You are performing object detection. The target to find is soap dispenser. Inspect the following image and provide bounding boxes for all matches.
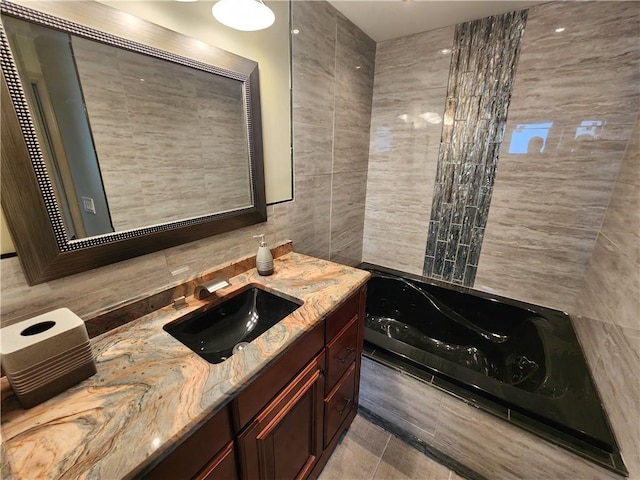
[253,234,274,276]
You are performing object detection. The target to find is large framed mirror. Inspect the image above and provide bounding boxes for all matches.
[0,1,267,285]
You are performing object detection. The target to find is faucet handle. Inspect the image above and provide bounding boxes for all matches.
[194,278,230,300]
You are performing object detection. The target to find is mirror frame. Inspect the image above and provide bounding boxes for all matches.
[0,1,267,285]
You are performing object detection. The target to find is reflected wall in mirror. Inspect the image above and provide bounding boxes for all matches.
[0,1,267,284]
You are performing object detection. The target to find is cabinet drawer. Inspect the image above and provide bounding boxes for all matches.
[143,405,233,480]
[325,316,358,392]
[324,363,356,448]
[325,291,359,342]
[195,442,238,480]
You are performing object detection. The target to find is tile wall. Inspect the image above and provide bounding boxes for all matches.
[422,11,527,285]
[0,1,375,328]
[572,119,639,479]
[363,1,638,317]
[362,26,453,275]
[74,37,252,231]
[574,119,639,330]
[284,0,375,266]
[475,1,639,312]
[359,357,623,479]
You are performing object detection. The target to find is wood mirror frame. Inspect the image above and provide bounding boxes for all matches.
[0,1,267,285]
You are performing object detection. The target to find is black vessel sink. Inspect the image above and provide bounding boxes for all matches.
[164,288,302,364]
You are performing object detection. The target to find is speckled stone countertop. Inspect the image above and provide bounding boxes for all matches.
[0,252,370,480]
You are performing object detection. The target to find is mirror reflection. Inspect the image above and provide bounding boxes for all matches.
[3,15,253,240]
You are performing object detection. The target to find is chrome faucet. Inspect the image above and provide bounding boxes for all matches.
[194,278,230,300]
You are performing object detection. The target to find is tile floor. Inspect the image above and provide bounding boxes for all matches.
[318,414,464,480]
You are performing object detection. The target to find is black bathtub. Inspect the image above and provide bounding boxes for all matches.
[360,263,626,476]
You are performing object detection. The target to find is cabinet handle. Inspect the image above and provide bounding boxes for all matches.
[338,346,355,364]
[337,397,352,416]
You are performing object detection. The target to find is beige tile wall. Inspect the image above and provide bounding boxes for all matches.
[362,27,453,275]
[0,1,375,328]
[571,119,640,479]
[475,1,640,313]
[360,357,623,479]
[574,119,640,330]
[281,1,375,267]
[73,37,251,231]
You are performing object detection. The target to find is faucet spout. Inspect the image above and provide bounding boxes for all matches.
[194,278,230,300]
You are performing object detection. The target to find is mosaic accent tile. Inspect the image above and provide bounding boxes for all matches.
[423,11,528,285]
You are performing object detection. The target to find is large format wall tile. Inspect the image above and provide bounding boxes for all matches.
[362,27,453,274]
[360,357,621,479]
[334,13,375,134]
[476,1,639,311]
[282,0,374,265]
[293,122,334,177]
[330,172,367,254]
[291,0,336,129]
[0,250,172,326]
[569,45,639,333]
[572,316,640,480]
[582,234,640,328]
[373,27,452,96]
[333,128,370,174]
[431,393,620,479]
[599,121,640,265]
[360,358,442,437]
[74,37,251,231]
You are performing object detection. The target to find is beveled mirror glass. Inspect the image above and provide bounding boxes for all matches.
[0,1,267,284]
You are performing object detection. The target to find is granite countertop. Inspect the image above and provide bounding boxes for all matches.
[0,252,370,480]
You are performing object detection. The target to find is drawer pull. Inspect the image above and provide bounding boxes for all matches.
[336,397,352,416]
[338,347,355,364]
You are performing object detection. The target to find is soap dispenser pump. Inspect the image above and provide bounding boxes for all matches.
[253,234,274,276]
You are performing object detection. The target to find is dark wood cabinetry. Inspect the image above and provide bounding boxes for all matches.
[142,405,237,480]
[195,443,238,480]
[142,285,366,480]
[238,352,325,480]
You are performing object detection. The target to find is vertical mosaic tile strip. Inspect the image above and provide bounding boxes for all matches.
[423,10,528,286]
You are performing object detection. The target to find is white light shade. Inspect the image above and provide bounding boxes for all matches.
[212,0,275,31]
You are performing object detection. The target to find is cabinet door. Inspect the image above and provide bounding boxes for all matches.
[238,354,324,480]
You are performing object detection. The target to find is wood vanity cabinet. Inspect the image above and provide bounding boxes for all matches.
[235,285,366,480]
[142,404,238,480]
[237,351,325,480]
[142,285,366,480]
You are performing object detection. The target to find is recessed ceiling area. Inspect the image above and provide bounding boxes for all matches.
[326,1,545,42]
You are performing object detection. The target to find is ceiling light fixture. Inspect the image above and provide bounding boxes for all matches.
[212,0,275,31]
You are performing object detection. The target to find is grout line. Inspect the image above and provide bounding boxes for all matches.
[327,18,338,262]
[370,434,392,480]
